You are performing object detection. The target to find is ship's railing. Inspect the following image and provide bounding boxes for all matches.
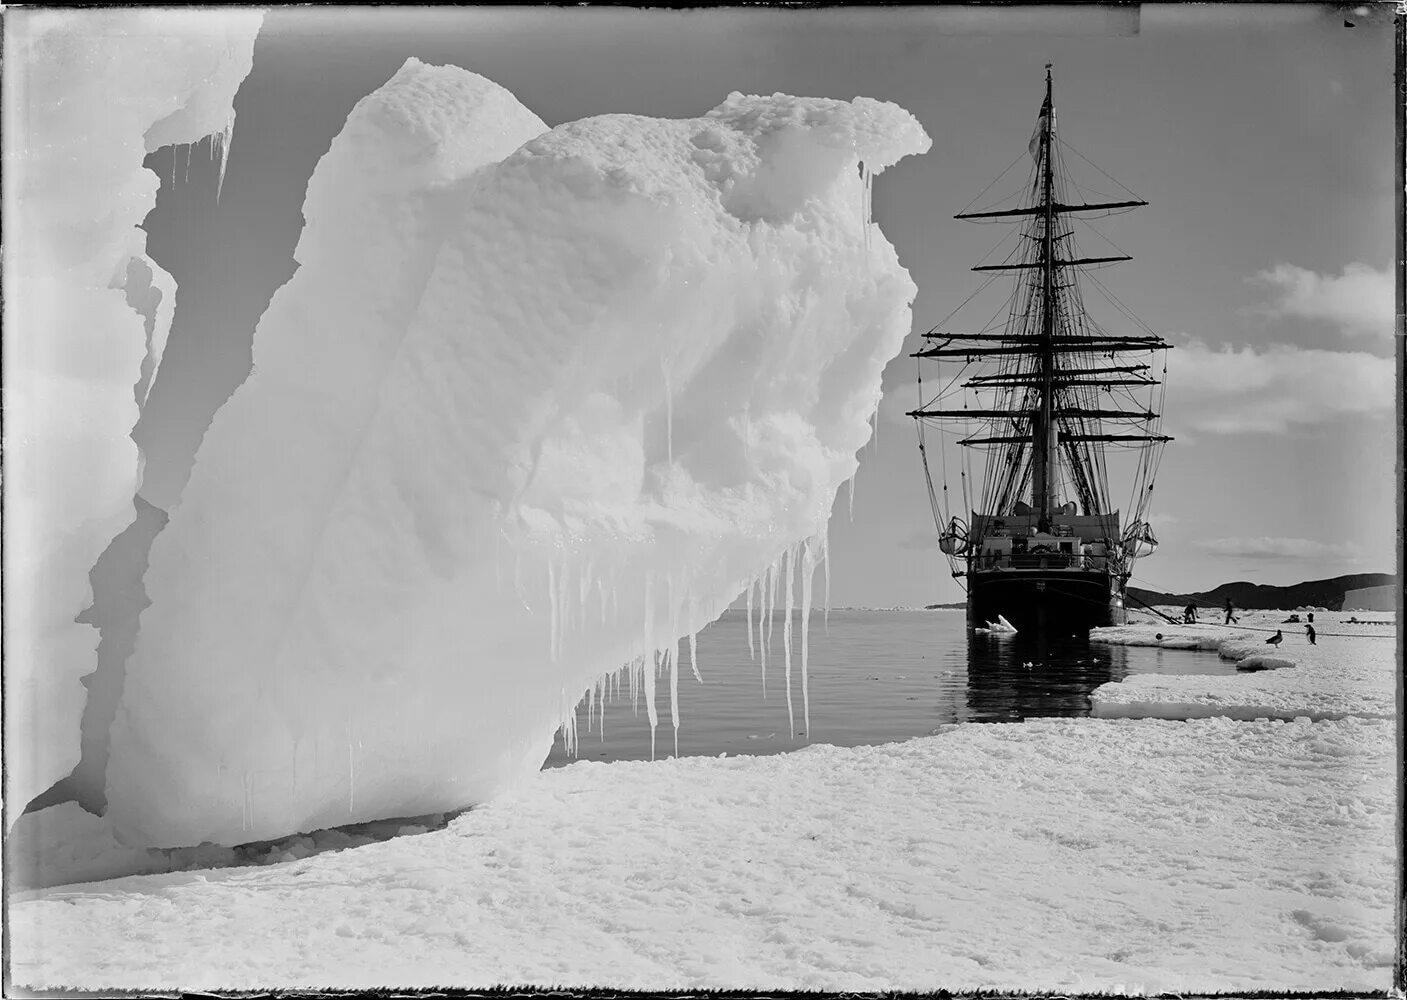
[974,553,1105,571]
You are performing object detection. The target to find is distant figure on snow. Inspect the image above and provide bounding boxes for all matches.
[1305,624,1316,645]
[1282,614,1300,623]
[1183,603,1198,624]
[1307,612,1315,624]
[1265,630,1283,647]
[1224,597,1238,625]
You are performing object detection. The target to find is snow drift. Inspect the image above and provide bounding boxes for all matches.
[105,59,931,846]
[2,9,263,816]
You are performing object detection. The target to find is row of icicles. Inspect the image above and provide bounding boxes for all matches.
[166,114,235,201]
[554,525,833,763]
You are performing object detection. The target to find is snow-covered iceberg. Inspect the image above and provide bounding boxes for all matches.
[2,8,263,816]
[104,59,930,846]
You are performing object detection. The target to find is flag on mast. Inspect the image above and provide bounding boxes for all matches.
[1028,91,1054,161]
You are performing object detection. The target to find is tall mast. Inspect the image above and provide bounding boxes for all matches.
[908,67,1173,537]
[1033,65,1057,520]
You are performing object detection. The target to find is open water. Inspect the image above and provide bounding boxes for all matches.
[543,608,1233,767]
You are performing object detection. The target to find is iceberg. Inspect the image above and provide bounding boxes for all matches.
[2,9,262,816]
[102,58,929,847]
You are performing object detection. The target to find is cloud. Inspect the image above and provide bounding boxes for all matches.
[1249,262,1393,338]
[1164,338,1394,435]
[1191,536,1365,562]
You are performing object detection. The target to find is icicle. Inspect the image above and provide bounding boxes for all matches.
[759,566,770,695]
[800,537,815,738]
[215,115,233,202]
[746,578,756,662]
[688,629,702,683]
[771,559,782,661]
[645,650,660,761]
[847,476,856,522]
[668,646,679,759]
[782,544,796,739]
[822,524,832,633]
[559,693,578,758]
[183,143,191,185]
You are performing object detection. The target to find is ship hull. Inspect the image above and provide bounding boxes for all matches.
[966,568,1126,634]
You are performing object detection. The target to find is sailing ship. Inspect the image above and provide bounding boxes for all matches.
[910,68,1172,633]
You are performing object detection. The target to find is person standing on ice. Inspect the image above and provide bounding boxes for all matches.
[1183,603,1198,624]
[1223,597,1238,625]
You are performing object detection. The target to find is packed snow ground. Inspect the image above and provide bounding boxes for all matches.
[8,614,1396,993]
[1091,609,1396,721]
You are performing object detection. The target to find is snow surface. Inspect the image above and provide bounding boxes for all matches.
[8,714,1394,992]
[104,60,931,847]
[1091,610,1396,721]
[1,8,262,816]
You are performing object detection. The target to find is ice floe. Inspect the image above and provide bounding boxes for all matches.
[1090,610,1395,721]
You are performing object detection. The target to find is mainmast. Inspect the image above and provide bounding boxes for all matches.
[909,66,1173,525]
[1033,65,1057,520]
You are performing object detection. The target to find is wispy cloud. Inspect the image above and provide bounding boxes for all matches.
[1191,536,1364,562]
[1164,337,1394,435]
[1249,262,1393,338]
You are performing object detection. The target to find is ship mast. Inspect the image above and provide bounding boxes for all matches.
[1034,65,1057,520]
[909,67,1173,528]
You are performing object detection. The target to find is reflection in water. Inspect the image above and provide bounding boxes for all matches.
[544,610,1233,768]
[964,631,1129,722]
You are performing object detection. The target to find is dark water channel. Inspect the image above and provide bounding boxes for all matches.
[543,608,1234,767]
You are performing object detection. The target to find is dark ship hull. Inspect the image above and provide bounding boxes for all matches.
[966,569,1125,633]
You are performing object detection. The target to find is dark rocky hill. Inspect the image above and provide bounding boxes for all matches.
[1127,573,1395,613]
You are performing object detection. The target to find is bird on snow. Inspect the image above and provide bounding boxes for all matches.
[1265,630,1284,647]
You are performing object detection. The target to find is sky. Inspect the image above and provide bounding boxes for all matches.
[130,4,1398,609]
